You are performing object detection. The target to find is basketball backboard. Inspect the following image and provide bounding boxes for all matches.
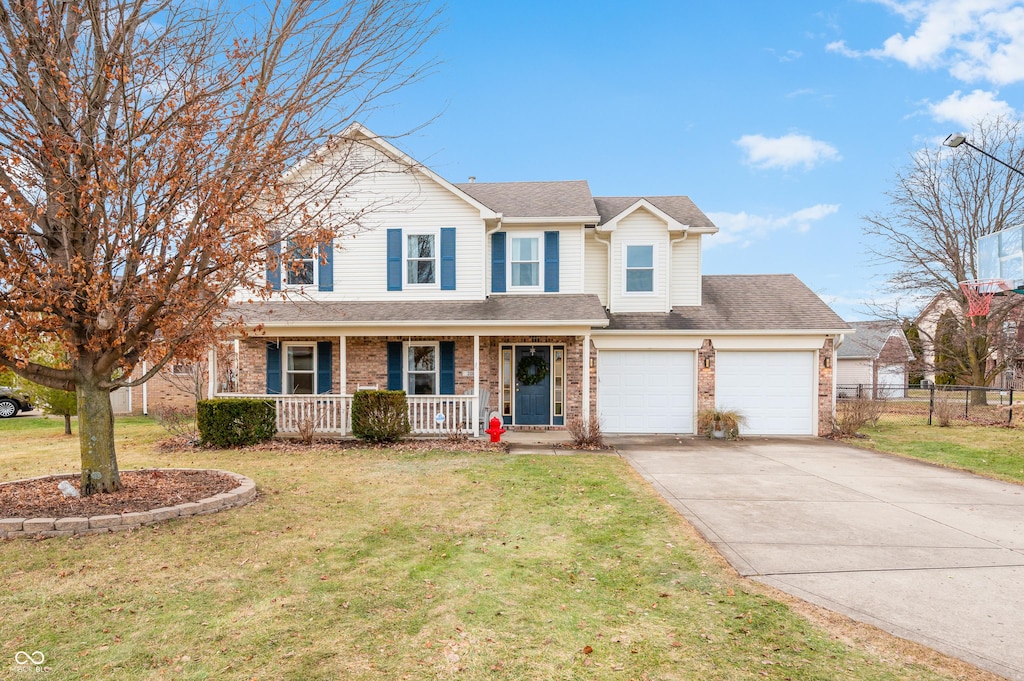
[977,224,1024,290]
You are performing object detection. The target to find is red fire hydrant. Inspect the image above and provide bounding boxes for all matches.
[485,416,506,443]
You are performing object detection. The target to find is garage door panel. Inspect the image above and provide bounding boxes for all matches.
[716,351,814,435]
[599,351,694,433]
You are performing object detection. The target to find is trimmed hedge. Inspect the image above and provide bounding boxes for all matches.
[197,398,277,447]
[351,390,410,442]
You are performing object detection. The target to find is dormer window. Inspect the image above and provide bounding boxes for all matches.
[406,232,437,285]
[625,244,654,293]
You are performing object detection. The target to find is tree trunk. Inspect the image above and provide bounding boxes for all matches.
[63,414,72,435]
[77,378,121,495]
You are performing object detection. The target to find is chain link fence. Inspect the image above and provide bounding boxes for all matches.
[836,383,1017,428]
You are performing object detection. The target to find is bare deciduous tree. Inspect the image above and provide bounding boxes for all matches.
[864,117,1024,400]
[0,0,439,494]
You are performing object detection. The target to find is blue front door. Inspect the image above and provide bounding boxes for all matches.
[514,346,551,425]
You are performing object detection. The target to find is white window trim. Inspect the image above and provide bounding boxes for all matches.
[403,229,440,288]
[404,341,439,395]
[507,231,544,291]
[622,242,657,296]
[283,342,317,395]
[284,237,318,289]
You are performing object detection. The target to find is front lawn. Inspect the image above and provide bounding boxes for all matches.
[0,416,983,680]
[858,420,1024,484]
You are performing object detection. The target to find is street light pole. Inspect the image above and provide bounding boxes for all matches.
[943,133,1024,179]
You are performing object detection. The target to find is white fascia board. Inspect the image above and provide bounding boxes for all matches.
[500,216,602,225]
[592,328,850,337]
[251,320,610,336]
[596,199,684,233]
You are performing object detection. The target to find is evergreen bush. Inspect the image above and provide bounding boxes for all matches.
[351,390,410,442]
[197,398,276,447]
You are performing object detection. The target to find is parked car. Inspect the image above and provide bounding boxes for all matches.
[0,386,33,418]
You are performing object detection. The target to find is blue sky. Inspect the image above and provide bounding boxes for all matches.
[365,0,1024,321]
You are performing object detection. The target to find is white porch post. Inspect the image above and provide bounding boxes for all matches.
[339,335,348,435]
[582,334,591,421]
[473,334,480,436]
[141,361,148,415]
[207,347,216,399]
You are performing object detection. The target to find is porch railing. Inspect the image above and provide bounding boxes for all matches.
[214,393,478,436]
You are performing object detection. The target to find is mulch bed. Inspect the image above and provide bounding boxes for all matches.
[0,470,239,519]
[157,435,510,454]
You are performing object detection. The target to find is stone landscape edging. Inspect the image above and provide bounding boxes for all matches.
[0,468,256,539]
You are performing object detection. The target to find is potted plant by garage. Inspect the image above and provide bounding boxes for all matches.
[697,408,746,440]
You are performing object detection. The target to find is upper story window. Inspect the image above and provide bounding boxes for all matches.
[285,344,315,394]
[285,239,316,287]
[407,343,437,394]
[510,236,541,288]
[406,233,436,285]
[625,244,655,293]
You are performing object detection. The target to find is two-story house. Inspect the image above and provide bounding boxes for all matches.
[129,124,851,437]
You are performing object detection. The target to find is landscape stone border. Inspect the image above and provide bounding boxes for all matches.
[0,469,256,539]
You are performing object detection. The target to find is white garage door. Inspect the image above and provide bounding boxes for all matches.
[715,351,815,435]
[598,351,694,433]
[877,364,906,399]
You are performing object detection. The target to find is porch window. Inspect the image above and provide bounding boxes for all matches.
[510,236,540,288]
[553,348,564,418]
[285,239,316,287]
[286,344,315,394]
[407,343,438,394]
[406,233,436,285]
[501,347,513,417]
[625,244,654,293]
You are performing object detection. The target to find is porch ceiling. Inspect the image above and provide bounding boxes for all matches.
[231,294,609,329]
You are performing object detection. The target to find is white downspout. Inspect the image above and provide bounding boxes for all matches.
[594,229,612,310]
[667,230,689,313]
[142,360,148,415]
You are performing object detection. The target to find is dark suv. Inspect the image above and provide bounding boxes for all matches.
[0,386,33,418]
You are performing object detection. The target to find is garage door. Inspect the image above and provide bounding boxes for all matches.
[598,351,694,433]
[877,364,906,399]
[715,351,815,435]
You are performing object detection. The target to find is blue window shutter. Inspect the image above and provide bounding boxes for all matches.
[266,342,282,394]
[440,341,455,395]
[386,228,402,291]
[544,231,559,292]
[266,240,281,291]
[440,227,456,290]
[491,232,506,293]
[316,341,332,394]
[318,240,334,292]
[387,341,403,390]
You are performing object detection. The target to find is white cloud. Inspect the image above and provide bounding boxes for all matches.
[705,204,840,248]
[927,88,1017,126]
[735,133,841,170]
[831,1,1024,85]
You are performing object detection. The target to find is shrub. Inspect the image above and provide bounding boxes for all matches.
[566,415,604,448]
[697,408,746,439]
[351,390,410,443]
[197,398,276,447]
[832,397,886,438]
[933,390,958,427]
[154,404,200,445]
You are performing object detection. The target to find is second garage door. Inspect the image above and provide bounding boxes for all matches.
[598,351,694,433]
[715,351,815,435]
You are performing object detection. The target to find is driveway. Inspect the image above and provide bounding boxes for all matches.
[614,436,1024,681]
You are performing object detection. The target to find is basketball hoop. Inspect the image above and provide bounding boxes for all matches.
[959,279,1012,325]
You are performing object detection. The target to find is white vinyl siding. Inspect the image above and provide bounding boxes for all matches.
[608,209,669,312]
[671,235,701,306]
[583,230,608,306]
[836,358,872,386]
[715,351,815,435]
[488,224,585,294]
[598,350,694,433]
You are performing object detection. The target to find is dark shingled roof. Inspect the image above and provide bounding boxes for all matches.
[454,180,599,219]
[231,294,609,327]
[594,196,718,231]
[605,275,851,331]
[837,321,912,359]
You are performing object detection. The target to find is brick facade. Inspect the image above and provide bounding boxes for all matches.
[697,339,715,414]
[818,337,835,436]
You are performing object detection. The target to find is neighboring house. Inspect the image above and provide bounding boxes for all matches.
[126,124,851,436]
[836,321,914,398]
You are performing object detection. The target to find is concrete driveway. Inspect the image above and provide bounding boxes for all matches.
[615,436,1024,681]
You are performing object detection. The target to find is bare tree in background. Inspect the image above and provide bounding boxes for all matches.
[864,117,1024,401]
[0,0,440,494]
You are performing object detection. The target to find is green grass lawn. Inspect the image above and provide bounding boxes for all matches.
[858,419,1024,484]
[0,416,986,680]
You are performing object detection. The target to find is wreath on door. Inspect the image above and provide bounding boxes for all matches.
[516,354,549,385]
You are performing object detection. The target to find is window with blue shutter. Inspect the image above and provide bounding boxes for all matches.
[440,228,456,290]
[544,231,559,292]
[440,341,455,394]
[266,342,282,394]
[266,240,282,291]
[318,241,334,292]
[316,341,332,393]
[386,229,402,291]
[387,341,403,390]
[491,232,506,293]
